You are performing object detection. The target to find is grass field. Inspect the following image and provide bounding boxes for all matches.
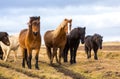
[0,42,120,79]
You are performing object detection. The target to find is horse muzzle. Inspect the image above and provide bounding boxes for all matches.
[33,32,38,36]
[81,40,85,44]
[4,42,10,46]
[6,42,10,46]
[100,46,102,49]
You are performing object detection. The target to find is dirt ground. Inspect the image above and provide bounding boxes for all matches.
[0,42,120,79]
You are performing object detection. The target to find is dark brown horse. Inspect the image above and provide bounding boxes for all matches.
[63,27,86,64]
[19,16,41,69]
[85,34,103,60]
[44,18,72,65]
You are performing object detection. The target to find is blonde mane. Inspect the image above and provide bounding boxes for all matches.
[44,18,72,65]
[53,19,68,38]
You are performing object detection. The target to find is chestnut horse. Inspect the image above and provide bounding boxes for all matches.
[44,18,72,65]
[19,16,41,69]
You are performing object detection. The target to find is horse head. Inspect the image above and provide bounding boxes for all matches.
[78,27,86,44]
[92,34,103,49]
[28,16,40,36]
[62,18,72,34]
[0,32,10,46]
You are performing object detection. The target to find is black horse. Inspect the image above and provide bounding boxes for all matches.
[85,34,103,60]
[63,27,86,64]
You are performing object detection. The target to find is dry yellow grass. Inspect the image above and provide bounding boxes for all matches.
[0,42,120,79]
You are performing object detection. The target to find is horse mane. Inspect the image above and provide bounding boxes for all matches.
[53,19,72,38]
[93,33,103,39]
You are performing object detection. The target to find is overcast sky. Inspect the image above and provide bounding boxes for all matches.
[0,0,120,42]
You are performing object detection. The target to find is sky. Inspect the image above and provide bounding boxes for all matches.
[0,0,120,42]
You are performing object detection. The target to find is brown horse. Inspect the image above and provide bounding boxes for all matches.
[19,16,41,69]
[44,18,72,65]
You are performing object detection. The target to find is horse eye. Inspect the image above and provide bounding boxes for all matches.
[3,36,6,39]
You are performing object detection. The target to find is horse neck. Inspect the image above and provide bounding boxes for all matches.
[54,29,66,40]
[53,22,65,38]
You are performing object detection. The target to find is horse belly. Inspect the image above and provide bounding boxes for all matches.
[57,39,66,48]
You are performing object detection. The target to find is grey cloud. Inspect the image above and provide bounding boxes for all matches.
[0,0,120,9]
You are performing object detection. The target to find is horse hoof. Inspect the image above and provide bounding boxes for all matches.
[74,61,76,63]
[94,58,98,60]
[59,62,61,65]
[70,61,73,64]
[64,60,68,62]
[36,67,39,70]
[28,66,32,69]
[22,64,25,68]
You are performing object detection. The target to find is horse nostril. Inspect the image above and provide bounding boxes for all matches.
[100,47,102,49]
[33,32,38,36]
[7,42,10,46]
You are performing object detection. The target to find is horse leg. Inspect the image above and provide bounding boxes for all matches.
[73,43,79,63]
[55,48,58,63]
[4,49,10,62]
[59,47,64,65]
[63,46,69,62]
[73,48,77,63]
[21,48,26,68]
[88,49,91,59]
[46,47,52,64]
[27,49,32,69]
[35,49,40,70]
[85,46,89,59]
[51,48,57,64]
[70,47,74,64]
[2,49,6,60]
[0,46,3,60]
[93,48,98,60]
[13,50,17,62]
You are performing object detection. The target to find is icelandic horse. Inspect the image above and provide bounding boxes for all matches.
[19,16,41,69]
[44,18,72,65]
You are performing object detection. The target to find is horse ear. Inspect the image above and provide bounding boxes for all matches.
[29,17,33,23]
[70,19,72,22]
[5,32,8,36]
[30,17,33,20]
[101,36,103,38]
[64,18,67,21]
[38,16,40,21]
[27,22,31,26]
[84,27,86,30]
